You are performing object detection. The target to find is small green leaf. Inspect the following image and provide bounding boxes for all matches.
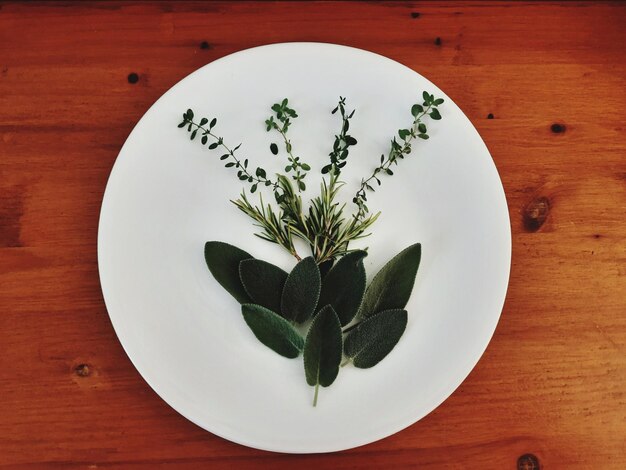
[418,123,427,133]
[225,162,235,168]
[177,121,186,128]
[199,118,208,126]
[317,250,367,326]
[281,257,320,323]
[201,135,208,145]
[359,243,421,318]
[242,304,304,358]
[298,181,306,191]
[345,136,357,146]
[204,241,252,303]
[418,133,429,140]
[256,167,266,178]
[209,142,219,150]
[270,143,279,155]
[411,104,423,117]
[422,91,430,103]
[398,129,410,140]
[303,305,343,406]
[433,98,444,105]
[239,259,288,314]
[220,154,229,160]
[429,108,442,120]
[187,109,194,119]
[209,117,217,129]
[250,183,257,193]
[344,309,407,368]
[301,163,311,171]
[190,130,197,140]
[386,168,394,175]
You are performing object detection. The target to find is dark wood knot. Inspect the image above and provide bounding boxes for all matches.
[434,37,442,46]
[410,12,420,19]
[75,363,91,377]
[487,113,494,119]
[551,123,565,133]
[523,196,550,232]
[127,72,139,84]
[199,41,211,50]
[517,453,540,470]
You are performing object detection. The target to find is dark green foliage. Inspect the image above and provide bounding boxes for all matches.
[360,243,421,318]
[281,257,321,324]
[317,250,367,326]
[204,241,253,303]
[303,305,343,406]
[352,92,444,221]
[239,259,288,315]
[344,309,407,368]
[242,304,304,358]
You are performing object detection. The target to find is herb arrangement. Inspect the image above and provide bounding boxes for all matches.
[178,92,443,405]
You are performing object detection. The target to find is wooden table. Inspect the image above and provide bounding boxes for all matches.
[1,1,625,468]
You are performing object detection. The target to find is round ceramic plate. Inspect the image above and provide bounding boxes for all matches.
[98,43,511,453]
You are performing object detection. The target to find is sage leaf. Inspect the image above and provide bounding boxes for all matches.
[239,259,288,315]
[241,304,304,358]
[204,241,253,303]
[359,243,421,318]
[303,305,343,406]
[318,259,334,279]
[281,257,320,324]
[344,309,407,368]
[318,250,367,326]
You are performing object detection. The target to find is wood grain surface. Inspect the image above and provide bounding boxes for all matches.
[1,1,625,468]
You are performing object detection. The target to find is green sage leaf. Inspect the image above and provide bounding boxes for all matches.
[359,243,421,318]
[303,305,343,405]
[281,257,320,324]
[242,304,304,358]
[344,309,407,368]
[239,259,288,314]
[204,241,253,303]
[318,250,367,326]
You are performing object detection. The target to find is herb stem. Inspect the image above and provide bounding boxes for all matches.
[313,382,319,407]
[188,120,279,191]
[353,104,434,221]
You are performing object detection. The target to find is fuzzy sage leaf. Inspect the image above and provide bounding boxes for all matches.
[359,243,421,318]
[303,305,343,406]
[204,241,252,303]
[281,257,321,323]
[239,259,288,315]
[317,250,367,326]
[242,304,304,358]
[344,308,407,368]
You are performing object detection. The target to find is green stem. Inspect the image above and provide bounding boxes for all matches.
[188,120,279,191]
[313,382,319,407]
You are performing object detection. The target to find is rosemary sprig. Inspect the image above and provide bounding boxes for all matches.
[231,190,301,260]
[353,92,444,220]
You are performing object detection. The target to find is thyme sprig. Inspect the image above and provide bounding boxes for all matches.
[322,97,357,176]
[178,109,278,196]
[265,99,311,191]
[353,91,444,220]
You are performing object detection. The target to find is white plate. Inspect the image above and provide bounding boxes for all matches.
[98,43,511,453]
